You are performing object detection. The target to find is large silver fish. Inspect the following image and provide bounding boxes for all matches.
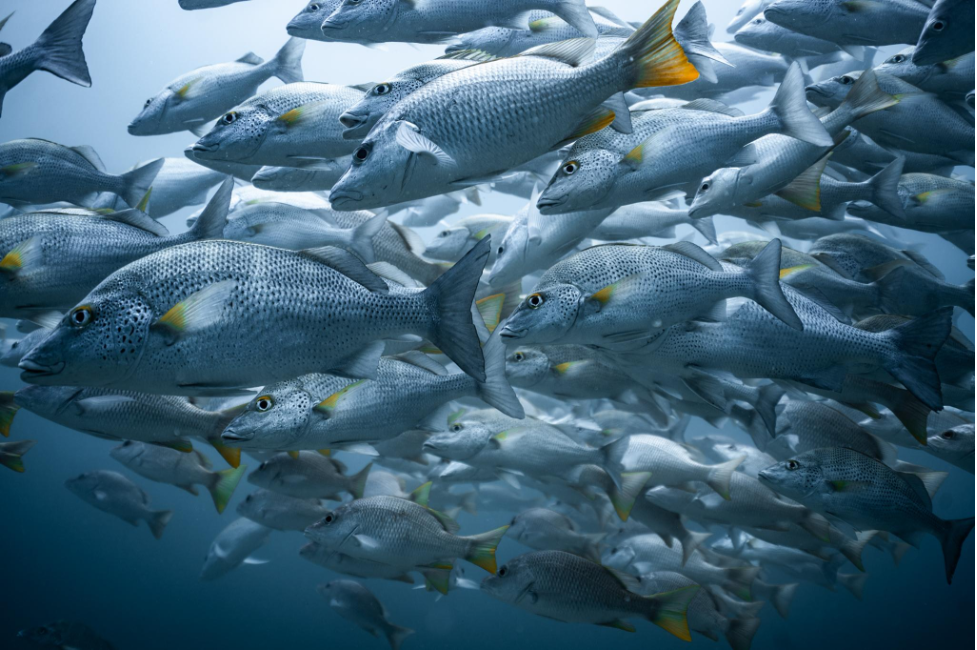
[19,236,493,394]
[0,0,94,118]
[763,0,929,47]
[913,0,974,65]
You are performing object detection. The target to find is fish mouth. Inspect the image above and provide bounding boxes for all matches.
[757,469,773,484]
[221,428,253,443]
[192,141,220,154]
[536,194,568,211]
[18,359,64,380]
[320,18,349,32]
[422,441,439,452]
[339,111,368,130]
[328,189,363,207]
[499,323,527,339]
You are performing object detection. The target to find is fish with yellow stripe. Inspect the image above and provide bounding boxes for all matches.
[129,37,304,137]
[328,0,700,210]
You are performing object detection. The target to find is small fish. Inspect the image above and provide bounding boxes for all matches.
[763,0,929,47]
[590,200,718,245]
[650,42,788,102]
[120,158,227,219]
[236,488,329,531]
[317,580,415,650]
[0,177,230,320]
[17,620,114,650]
[481,549,697,639]
[913,0,974,66]
[848,173,975,240]
[247,452,372,500]
[727,0,776,33]
[0,438,34,472]
[287,1,342,41]
[875,48,974,100]
[0,139,162,209]
[424,213,512,263]
[64,470,173,539]
[305,495,508,573]
[509,507,606,561]
[759,447,975,583]
[110,441,246,513]
[927,424,975,474]
[734,12,851,60]
[301,541,418,584]
[0,0,94,118]
[0,327,48,368]
[20,235,493,395]
[192,82,364,167]
[129,38,304,136]
[200,517,272,581]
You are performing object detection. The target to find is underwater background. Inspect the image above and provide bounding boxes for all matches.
[0,1,973,649]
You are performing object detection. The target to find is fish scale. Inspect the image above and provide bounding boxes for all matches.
[0,140,128,207]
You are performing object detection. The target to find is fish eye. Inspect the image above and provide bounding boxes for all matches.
[222,111,238,125]
[353,145,370,163]
[839,76,853,85]
[931,20,945,31]
[527,293,544,309]
[752,17,764,24]
[374,83,391,96]
[942,430,954,439]
[144,98,153,108]
[450,423,464,432]
[888,54,906,64]
[497,246,504,255]
[562,160,579,175]
[69,305,94,328]
[323,513,335,524]
[259,462,267,469]
[700,182,710,192]
[498,566,508,577]
[787,459,799,470]
[513,351,525,362]
[439,231,449,237]
[308,2,320,10]
[255,395,274,412]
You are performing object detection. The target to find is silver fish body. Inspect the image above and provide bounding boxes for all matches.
[317,580,414,650]
[763,0,929,47]
[236,488,328,531]
[246,451,371,499]
[200,517,272,581]
[64,469,173,539]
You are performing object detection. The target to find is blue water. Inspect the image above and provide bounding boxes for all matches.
[1,1,974,649]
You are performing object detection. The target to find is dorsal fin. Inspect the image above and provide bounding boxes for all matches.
[436,49,496,63]
[236,52,263,65]
[69,145,106,172]
[366,261,421,288]
[897,472,933,510]
[423,504,461,534]
[100,208,169,237]
[299,247,388,293]
[681,98,742,117]
[518,38,596,67]
[663,241,722,271]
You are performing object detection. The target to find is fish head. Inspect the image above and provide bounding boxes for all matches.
[504,347,553,388]
[13,384,83,417]
[875,47,917,80]
[328,121,421,211]
[481,555,537,604]
[109,440,146,466]
[320,0,397,37]
[804,72,859,108]
[486,219,535,288]
[915,7,954,62]
[727,0,765,33]
[288,0,340,39]
[499,284,584,345]
[763,0,836,31]
[19,289,154,387]
[339,78,421,140]
[423,420,495,460]
[192,103,272,162]
[0,329,45,368]
[17,623,66,645]
[424,224,475,262]
[757,455,822,499]
[128,90,173,136]
[444,27,514,58]
[927,424,975,462]
[603,542,637,568]
[64,471,101,501]
[538,148,619,215]
[221,381,311,449]
[733,14,782,50]
[304,503,352,546]
[688,167,741,219]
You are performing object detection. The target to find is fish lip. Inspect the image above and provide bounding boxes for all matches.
[339,112,368,130]
[192,141,219,154]
[18,359,64,379]
[320,18,348,32]
[221,428,252,442]
[536,194,567,211]
[328,189,362,207]
[421,441,438,451]
[499,324,526,339]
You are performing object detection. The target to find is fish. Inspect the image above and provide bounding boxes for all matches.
[0,0,94,118]
[305,494,509,573]
[481,549,698,639]
[17,620,115,650]
[763,0,930,47]
[19,235,493,395]
[874,48,974,100]
[926,424,975,474]
[913,0,975,66]
[116,158,228,219]
[200,517,272,581]
[109,441,246,513]
[847,174,975,242]
[648,41,788,102]
[327,0,698,210]
[734,12,853,60]
[0,139,163,209]
[301,541,419,584]
[320,0,599,45]
[191,82,365,167]
[222,332,521,451]
[537,62,831,214]
[128,38,305,136]
[236,488,329,531]
[339,50,497,140]
[424,213,512,263]
[64,470,173,539]
[764,399,899,460]
[727,0,776,33]
[591,200,718,244]
[759,447,975,583]
[500,240,802,351]
[250,160,349,192]
[287,1,342,41]
[247,452,372,500]
[0,327,49,368]
[0,177,230,320]
[0,438,34,472]
[317,580,415,650]
[508,507,606,561]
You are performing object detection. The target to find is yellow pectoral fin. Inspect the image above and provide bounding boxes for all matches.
[314,380,367,413]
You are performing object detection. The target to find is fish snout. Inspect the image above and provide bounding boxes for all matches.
[536,192,568,213]
[221,427,253,443]
[18,356,65,381]
[327,188,363,208]
[499,322,528,340]
[339,111,368,130]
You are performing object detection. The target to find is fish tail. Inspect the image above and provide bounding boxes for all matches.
[148,509,174,540]
[752,383,785,439]
[643,585,698,641]
[608,471,651,521]
[940,516,975,584]
[768,62,833,146]
[30,0,95,88]
[680,529,711,566]
[116,158,164,209]
[863,157,906,219]
[742,239,803,331]
[474,330,524,418]
[349,461,372,500]
[418,566,452,595]
[836,68,899,124]
[882,307,953,411]
[725,615,761,650]
[347,213,387,264]
[722,566,760,600]
[705,456,744,501]
[188,177,233,240]
[383,623,415,650]
[208,464,247,514]
[837,571,868,600]
[462,524,509,573]
[271,37,305,84]
[840,531,877,573]
[542,0,598,38]
[613,0,698,89]
[0,439,35,473]
[0,390,21,437]
[421,237,491,382]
